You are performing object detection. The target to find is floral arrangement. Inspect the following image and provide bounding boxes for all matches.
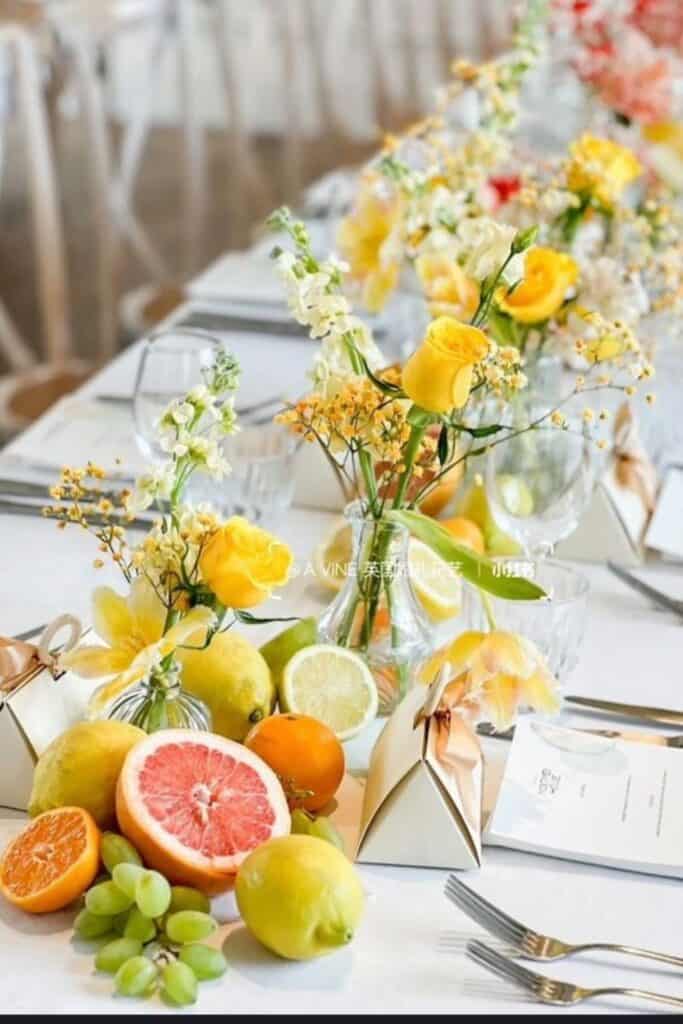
[269,200,651,709]
[43,349,294,725]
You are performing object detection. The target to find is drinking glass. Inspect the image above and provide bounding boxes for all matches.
[187,422,298,528]
[133,328,224,461]
[485,409,599,559]
[462,558,590,685]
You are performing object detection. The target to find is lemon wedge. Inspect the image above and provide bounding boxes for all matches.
[280,644,378,741]
[312,521,352,593]
[407,538,462,621]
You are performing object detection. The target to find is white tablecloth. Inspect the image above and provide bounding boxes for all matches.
[2,301,683,1014]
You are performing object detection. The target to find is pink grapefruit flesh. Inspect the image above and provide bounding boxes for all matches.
[116,729,290,893]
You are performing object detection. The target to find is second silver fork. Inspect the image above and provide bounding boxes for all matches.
[446,875,683,969]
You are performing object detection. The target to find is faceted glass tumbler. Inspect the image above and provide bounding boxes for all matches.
[461,558,590,685]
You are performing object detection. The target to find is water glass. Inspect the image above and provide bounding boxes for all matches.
[133,328,224,461]
[485,415,598,559]
[462,558,589,685]
[188,422,298,527]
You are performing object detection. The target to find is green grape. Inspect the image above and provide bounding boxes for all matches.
[74,908,115,940]
[112,911,131,935]
[169,886,211,915]
[179,943,228,981]
[114,956,157,998]
[101,832,142,873]
[124,907,157,944]
[308,815,345,851]
[161,960,198,1006]
[112,862,146,900]
[165,911,217,945]
[135,870,171,919]
[95,937,143,974]
[290,808,314,835]
[85,880,134,916]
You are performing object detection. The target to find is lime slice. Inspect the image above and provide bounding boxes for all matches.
[312,521,352,593]
[280,645,378,741]
[408,538,462,621]
[260,618,318,688]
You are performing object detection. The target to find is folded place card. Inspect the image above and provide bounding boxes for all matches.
[356,675,483,870]
[644,468,683,562]
[485,719,683,879]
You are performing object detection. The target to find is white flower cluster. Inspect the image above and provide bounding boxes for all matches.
[274,231,385,396]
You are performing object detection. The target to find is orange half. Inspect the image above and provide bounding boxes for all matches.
[0,807,100,913]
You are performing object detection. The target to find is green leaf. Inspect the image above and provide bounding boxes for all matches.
[437,425,449,466]
[234,610,301,626]
[462,424,506,439]
[356,351,405,396]
[389,509,546,600]
[487,306,519,349]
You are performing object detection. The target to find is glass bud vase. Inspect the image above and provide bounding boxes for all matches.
[104,662,211,733]
[318,501,434,715]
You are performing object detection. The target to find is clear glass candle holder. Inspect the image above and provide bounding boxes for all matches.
[461,558,590,686]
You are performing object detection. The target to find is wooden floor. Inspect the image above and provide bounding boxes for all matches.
[0,119,376,372]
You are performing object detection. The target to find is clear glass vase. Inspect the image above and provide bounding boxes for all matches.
[318,502,434,714]
[104,663,211,733]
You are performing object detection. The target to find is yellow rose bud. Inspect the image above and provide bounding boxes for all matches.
[495,248,578,324]
[402,316,490,414]
[415,253,480,321]
[567,134,642,209]
[199,517,293,609]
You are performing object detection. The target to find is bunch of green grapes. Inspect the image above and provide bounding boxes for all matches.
[74,832,227,1006]
[290,809,344,849]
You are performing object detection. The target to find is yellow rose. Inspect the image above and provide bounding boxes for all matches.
[567,134,642,209]
[337,180,400,313]
[495,247,578,324]
[199,517,293,609]
[415,253,480,320]
[402,316,490,414]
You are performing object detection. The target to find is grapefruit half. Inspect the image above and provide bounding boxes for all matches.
[116,730,290,893]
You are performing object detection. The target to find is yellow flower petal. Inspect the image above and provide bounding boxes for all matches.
[127,577,165,647]
[91,586,134,648]
[521,668,561,716]
[60,644,133,679]
[481,673,522,733]
[163,605,217,652]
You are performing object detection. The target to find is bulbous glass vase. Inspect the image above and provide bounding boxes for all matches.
[318,501,434,715]
[104,663,211,733]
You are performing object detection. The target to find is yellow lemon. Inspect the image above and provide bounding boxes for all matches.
[408,538,462,621]
[235,834,364,960]
[178,631,275,741]
[28,720,144,828]
[312,520,352,593]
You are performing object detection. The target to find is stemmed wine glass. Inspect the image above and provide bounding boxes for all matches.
[485,403,600,559]
[133,328,224,462]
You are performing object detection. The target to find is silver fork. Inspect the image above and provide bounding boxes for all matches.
[446,875,683,969]
[467,940,683,1010]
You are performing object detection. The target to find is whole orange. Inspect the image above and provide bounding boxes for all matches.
[244,714,345,813]
[440,516,485,554]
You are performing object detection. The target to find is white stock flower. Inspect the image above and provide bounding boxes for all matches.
[575,258,649,326]
[456,217,517,281]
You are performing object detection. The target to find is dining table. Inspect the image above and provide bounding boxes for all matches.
[1,243,683,1015]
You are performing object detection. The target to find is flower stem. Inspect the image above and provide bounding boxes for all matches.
[392,422,426,510]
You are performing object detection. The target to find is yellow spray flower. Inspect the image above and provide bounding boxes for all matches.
[415,252,480,320]
[496,248,578,324]
[199,517,293,609]
[567,135,642,209]
[402,316,490,413]
[445,629,560,732]
[337,179,400,313]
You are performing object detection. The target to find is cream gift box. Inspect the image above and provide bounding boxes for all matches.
[0,619,90,811]
[355,672,483,871]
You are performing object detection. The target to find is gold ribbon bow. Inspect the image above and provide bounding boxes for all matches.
[613,402,658,516]
[0,615,82,696]
[414,667,482,840]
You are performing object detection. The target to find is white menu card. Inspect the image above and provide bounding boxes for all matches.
[485,720,683,879]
